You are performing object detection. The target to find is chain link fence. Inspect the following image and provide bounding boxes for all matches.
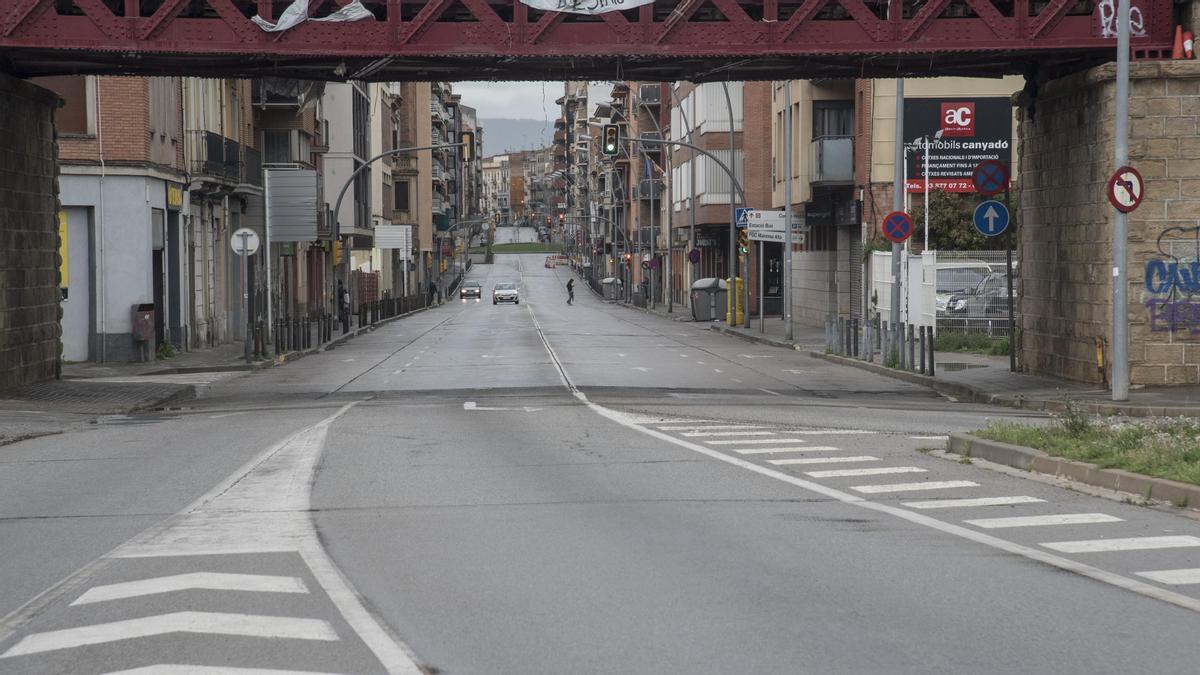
[932,250,1016,339]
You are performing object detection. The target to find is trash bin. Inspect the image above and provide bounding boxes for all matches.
[690,278,728,321]
[601,277,620,301]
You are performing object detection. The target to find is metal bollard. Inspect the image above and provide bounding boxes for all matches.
[838,317,846,355]
[852,320,860,358]
[928,333,936,377]
[908,324,916,372]
[898,322,906,369]
[865,319,873,363]
[919,326,927,374]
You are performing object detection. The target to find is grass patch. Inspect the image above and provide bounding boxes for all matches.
[934,332,1009,356]
[975,414,1200,487]
[491,242,563,253]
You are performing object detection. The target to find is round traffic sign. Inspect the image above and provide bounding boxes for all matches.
[230,227,260,256]
[972,160,1010,196]
[973,200,1010,237]
[1107,165,1144,213]
[688,248,701,264]
[882,211,913,244]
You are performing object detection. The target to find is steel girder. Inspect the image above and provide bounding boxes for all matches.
[0,0,1175,81]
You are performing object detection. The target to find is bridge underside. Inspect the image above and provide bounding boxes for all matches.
[0,0,1175,81]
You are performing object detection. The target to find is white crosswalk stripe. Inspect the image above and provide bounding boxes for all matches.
[733,446,839,455]
[706,438,809,445]
[767,456,878,466]
[1041,536,1200,553]
[681,430,776,437]
[105,666,342,675]
[657,424,766,431]
[902,496,1046,510]
[852,480,979,494]
[963,513,1123,529]
[72,573,309,605]
[806,466,926,478]
[1135,568,1200,585]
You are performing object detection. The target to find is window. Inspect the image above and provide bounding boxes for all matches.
[263,130,292,165]
[37,76,92,135]
[813,101,853,138]
[395,180,410,213]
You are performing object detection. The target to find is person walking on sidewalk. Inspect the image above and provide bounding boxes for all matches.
[566,278,575,306]
[427,280,437,307]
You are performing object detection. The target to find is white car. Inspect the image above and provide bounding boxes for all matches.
[492,282,519,305]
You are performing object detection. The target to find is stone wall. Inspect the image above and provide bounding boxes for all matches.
[1017,61,1200,386]
[0,74,61,390]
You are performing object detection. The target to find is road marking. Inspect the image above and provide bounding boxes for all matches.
[392,370,403,375]
[787,430,878,435]
[1135,569,1200,585]
[0,612,338,658]
[964,513,1123,529]
[903,496,1046,510]
[768,456,878,466]
[632,367,650,372]
[657,424,766,431]
[697,361,706,365]
[738,354,773,359]
[909,435,950,440]
[1041,536,1200,553]
[209,412,247,419]
[681,430,776,438]
[757,388,782,396]
[71,573,308,605]
[713,369,723,373]
[806,466,927,478]
[734,446,839,454]
[404,362,413,368]
[341,359,355,363]
[782,369,807,375]
[852,480,979,494]
[413,356,421,361]
[105,662,345,667]
[706,438,809,445]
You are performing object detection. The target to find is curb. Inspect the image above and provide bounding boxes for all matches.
[810,351,1200,418]
[949,432,1200,509]
[709,324,801,350]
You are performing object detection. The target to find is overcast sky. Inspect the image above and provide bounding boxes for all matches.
[454,81,563,120]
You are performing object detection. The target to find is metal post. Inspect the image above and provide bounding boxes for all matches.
[891,79,905,327]
[1112,0,1130,400]
[758,240,764,333]
[923,137,930,251]
[928,336,936,377]
[237,232,251,363]
[722,81,738,327]
[908,323,916,372]
[919,326,927,374]
[784,81,794,341]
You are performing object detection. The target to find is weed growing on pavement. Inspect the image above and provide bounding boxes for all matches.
[975,416,1200,486]
[958,455,973,465]
[884,348,900,369]
[916,447,935,454]
[932,332,1009,355]
[1058,396,1092,437]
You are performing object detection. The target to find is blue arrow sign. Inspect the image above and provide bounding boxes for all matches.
[973,200,1010,237]
[734,207,752,229]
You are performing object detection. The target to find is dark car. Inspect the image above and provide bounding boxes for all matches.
[946,271,1014,317]
[460,281,482,301]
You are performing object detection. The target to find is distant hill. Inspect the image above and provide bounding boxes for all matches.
[479,118,554,156]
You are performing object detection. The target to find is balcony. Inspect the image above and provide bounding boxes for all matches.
[810,136,853,184]
[242,147,262,187]
[638,84,661,107]
[637,179,664,201]
[188,130,240,183]
[431,126,443,144]
[392,154,418,173]
[432,195,445,214]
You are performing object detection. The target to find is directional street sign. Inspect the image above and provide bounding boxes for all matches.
[973,200,1010,237]
[881,211,913,244]
[972,160,1009,197]
[734,207,752,229]
[1107,165,1144,213]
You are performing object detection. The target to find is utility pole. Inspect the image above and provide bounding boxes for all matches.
[1112,0,1131,400]
[783,81,794,342]
[891,79,904,330]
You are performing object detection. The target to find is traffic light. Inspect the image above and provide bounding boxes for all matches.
[737,229,749,255]
[460,131,475,161]
[623,252,632,263]
[602,124,619,156]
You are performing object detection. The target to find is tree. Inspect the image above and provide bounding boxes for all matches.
[910,189,1008,251]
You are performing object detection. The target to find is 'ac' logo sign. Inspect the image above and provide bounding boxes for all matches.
[940,102,975,137]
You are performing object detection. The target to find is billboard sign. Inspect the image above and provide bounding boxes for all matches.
[903,97,1012,193]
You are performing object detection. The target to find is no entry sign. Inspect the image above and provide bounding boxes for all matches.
[882,211,913,244]
[1107,166,1144,213]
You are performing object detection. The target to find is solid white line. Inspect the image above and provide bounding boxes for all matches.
[909,435,950,440]
[681,430,776,438]
[657,424,766,431]
[72,573,308,605]
[735,446,839,454]
[852,480,979,494]
[0,612,338,658]
[1135,568,1200,585]
[1041,536,1200,554]
[768,456,878,466]
[706,438,808,445]
[964,513,1123,529]
[105,665,341,675]
[806,466,926,478]
[903,496,1046,510]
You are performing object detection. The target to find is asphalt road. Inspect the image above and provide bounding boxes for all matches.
[2,254,1199,674]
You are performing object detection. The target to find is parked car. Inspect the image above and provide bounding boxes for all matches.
[460,280,481,302]
[492,282,520,305]
[934,261,993,314]
[944,270,1015,316]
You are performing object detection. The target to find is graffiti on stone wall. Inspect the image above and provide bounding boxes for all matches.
[1145,226,1200,333]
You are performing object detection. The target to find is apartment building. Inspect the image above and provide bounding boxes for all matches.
[481,155,510,224]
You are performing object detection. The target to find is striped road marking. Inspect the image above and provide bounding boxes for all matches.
[852,480,979,494]
[902,496,1046,510]
[657,424,765,431]
[1041,536,1200,554]
[106,666,343,675]
[768,456,879,466]
[1135,569,1200,585]
[72,573,309,606]
[806,467,927,479]
[681,430,776,438]
[964,513,1123,529]
[734,446,838,455]
[706,438,808,445]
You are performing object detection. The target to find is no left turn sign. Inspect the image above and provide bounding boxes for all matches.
[1107,165,1144,213]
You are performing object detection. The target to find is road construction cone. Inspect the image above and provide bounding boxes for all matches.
[1173,25,1184,59]
[1186,31,1194,58]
